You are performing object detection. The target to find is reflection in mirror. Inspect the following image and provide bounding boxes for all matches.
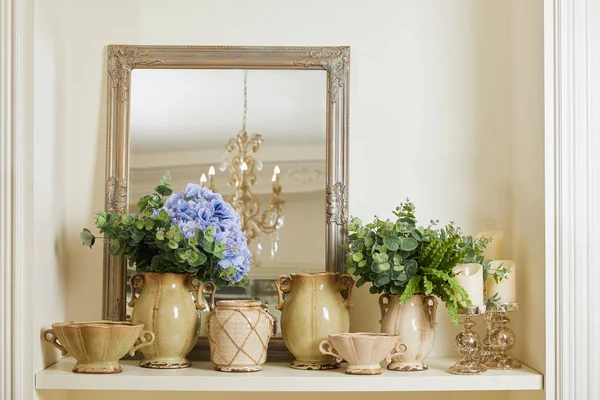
[127,69,327,336]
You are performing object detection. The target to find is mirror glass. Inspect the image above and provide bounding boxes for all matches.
[127,69,328,335]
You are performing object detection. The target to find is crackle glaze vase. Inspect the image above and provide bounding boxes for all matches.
[275,272,354,370]
[129,272,214,369]
[379,293,438,371]
[206,300,277,372]
[42,321,154,374]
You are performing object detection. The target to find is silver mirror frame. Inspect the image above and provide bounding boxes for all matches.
[103,45,349,359]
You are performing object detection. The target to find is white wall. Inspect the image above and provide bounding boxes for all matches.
[30,1,544,399]
[507,1,546,399]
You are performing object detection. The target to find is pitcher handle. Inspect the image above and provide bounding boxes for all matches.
[385,341,408,364]
[338,273,355,309]
[275,275,292,311]
[378,293,391,324]
[190,276,216,311]
[424,295,438,328]
[129,330,155,356]
[262,303,278,338]
[319,339,343,363]
[128,273,145,308]
[42,329,68,356]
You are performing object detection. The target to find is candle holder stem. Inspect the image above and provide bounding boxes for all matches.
[476,311,496,364]
[448,314,487,375]
[486,311,522,370]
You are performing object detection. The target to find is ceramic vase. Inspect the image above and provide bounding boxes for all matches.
[275,272,354,370]
[206,300,277,372]
[42,321,155,374]
[129,272,214,369]
[379,293,438,371]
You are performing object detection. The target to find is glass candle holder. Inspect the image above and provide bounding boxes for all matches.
[448,305,487,375]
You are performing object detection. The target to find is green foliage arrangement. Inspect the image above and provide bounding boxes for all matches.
[80,176,251,287]
[345,201,488,324]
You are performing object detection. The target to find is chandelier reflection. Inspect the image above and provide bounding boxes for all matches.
[200,71,285,261]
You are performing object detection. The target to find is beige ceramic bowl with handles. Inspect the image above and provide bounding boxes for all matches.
[319,332,407,375]
[42,321,155,374]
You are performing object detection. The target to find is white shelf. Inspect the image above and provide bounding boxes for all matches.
[36,357,543,392]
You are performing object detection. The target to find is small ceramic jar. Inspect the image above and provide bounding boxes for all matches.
[206,300,277,372]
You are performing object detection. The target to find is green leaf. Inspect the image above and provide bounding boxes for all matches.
[144,219,154,230]
[400,275,422,303]
[155,185,173,196]
[379,262,391,271]
[374,274,391,287]
[371,262,382,273]
[401,237,418,251]
[168,240,179,249]
[347,266,356,274]
[356,277,366,287]
[358,260,367,268]
[136,220,144,229]
[383,236,400,251]
[80,228,96,248]
[95,213,107,226]
[109,240,121,256]
[352,252,363,262]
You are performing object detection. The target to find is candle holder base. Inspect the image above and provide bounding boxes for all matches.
[448,306,487,375]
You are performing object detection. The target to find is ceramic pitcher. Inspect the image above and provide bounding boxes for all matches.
[275,272,354,370]
[129,272,215,369]
[379,293,438,371]
[206,300,277,372]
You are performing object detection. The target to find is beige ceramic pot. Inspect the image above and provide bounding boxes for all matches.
[42,321,154,374]
[319,333,407,375]
[206,300,277,372]
[129,272,215,369]
[275,272,354,370]
[379,293,438,371]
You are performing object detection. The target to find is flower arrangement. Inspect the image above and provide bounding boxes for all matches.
[81,175,251,287]
[345,201,488,324]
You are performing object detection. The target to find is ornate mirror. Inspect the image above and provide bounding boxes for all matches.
[103,45,349,359]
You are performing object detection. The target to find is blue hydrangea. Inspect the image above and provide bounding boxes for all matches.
[156,183,251,284]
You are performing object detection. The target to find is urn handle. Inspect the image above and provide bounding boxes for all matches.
[378,293,391,324]
[190,277,216,311]
[338,274,355,309]
[385,341,408,364]
[319,339,343,363]
[424,295,438,328]
[262,303,278,338]
[42,329,68,356]
[275,275,292,311]
[129,330,155,357]
[128,273,145,308]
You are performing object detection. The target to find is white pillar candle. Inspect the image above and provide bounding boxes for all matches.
[453,263,484,307]
[475,230,504,260]
[485,260,517,303]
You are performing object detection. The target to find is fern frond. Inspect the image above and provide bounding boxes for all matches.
[423,276,433,295]
[399,275,422,303]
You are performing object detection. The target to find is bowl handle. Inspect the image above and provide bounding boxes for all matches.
[42,329,68,356]
[129,330,155,357]
[385,342,408,364]
[319,339,343,363]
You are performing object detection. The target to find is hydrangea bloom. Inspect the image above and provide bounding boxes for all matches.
[155,183,251,284]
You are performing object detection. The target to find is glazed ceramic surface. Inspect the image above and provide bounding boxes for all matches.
[319,333,405,375]
[379,294,438,371]
[129,272,214,369]
[206,300,277,372]
[42,321,154,374]
[275,272,354,370]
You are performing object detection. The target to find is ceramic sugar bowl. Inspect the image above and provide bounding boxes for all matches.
[42,321,155,374]
[319,333,407,375]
